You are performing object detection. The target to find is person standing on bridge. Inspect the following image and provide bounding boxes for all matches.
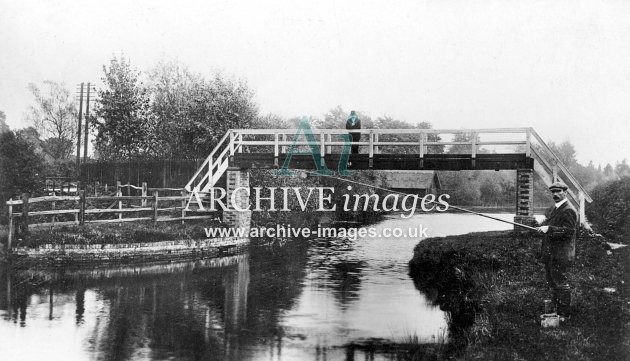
[346,110,361,154]
[536,180,578,317]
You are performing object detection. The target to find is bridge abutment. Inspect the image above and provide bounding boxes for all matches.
[514,169,537,230]
[223,169,252,232]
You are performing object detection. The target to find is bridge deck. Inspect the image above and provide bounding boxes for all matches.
[232,153,533,171]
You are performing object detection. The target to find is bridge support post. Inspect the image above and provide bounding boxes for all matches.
[514,169,537,230]
[223,170,252,234]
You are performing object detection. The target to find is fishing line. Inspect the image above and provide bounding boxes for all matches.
[303,171,539,231]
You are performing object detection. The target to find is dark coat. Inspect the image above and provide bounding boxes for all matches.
[540,201,578,263]
[346,117,361,141]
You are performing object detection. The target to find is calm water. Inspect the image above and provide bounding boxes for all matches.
[0,213,522,361]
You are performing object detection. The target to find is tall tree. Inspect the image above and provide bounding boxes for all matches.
[615,159,630,178]
[448,132,481,154]
[25,81,77,160]
[0,131,44,205]
[94,56,154,160]
[147,61,258,159]
[0,110,9,133]
[547,140,577,166]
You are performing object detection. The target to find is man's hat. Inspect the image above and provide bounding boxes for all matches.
[549,181,568,191]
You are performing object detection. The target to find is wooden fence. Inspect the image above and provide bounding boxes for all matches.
[5,184,214,250]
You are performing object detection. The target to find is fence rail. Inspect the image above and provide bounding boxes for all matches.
[5,186,213,250]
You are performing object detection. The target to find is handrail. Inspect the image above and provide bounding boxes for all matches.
[530,128,592,202]
[231,127,530,135]
[185,129,233,192]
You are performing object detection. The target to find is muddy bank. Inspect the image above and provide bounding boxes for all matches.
[408,230,629,361]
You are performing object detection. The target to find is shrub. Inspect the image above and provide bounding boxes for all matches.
[586,177,630,242]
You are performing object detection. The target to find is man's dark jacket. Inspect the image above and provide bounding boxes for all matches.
[540,201,579,263]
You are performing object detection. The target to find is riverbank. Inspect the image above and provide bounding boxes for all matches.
[408,230,629,360]
[0,220,248,265]
[0,221,222,248]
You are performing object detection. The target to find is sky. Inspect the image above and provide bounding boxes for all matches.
[1,0,629,166]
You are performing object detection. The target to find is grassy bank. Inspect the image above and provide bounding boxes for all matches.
[0,220,224,249]
[408,230,629,361]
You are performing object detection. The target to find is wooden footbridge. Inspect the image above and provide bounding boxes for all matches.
[185,127,591,226]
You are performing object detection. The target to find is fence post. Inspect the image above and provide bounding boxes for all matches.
[419,132,425,168]
[117,182,123,223]
[142,182,148,207]
[20,193,30,237]
[274,132,279,167]
[94,181,100,197]
[152,190,159,225]
[7,199,13,253]
[326,133,332,155]
[181,190,186,224]
[471,132,477,168]
[369,130,374,168]
[579,191,586,225]
[79,190,86,225]
[51,199,56,224]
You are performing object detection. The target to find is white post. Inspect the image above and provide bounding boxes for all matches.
[579,191,586,225]
[526,128,531,157]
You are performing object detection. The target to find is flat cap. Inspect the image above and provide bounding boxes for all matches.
[549,181,568,191]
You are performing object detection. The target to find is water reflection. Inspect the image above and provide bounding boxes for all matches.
[0,213,517,360]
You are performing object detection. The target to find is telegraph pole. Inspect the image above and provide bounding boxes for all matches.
[82,82,93,163]
[76,83,84,170]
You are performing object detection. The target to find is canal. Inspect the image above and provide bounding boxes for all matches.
[0,213,522,360]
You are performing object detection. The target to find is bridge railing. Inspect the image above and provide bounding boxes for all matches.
[231,127,532,158]
[184,130,236,192]
[185,127,591,221]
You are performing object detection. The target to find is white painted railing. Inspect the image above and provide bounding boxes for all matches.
[185,127,591,219]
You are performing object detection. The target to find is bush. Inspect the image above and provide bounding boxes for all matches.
[0,131,45,224]
[586,177,630,242]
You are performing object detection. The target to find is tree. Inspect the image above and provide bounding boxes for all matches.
[448,132,480,154]
[94,56,154,160]
[547,140,577,167]
[185,73,258,158]
[321,106,375,129]
[0,131,45,213]
[146,61,259,159]
[586,177,630,241]
[0,110,9,133]
[615,159,630,178]
[24,81,77,160]
[604,163,614,177]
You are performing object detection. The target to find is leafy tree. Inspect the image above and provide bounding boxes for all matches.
[94,56,154,160]
[547,140,577,166]
[25,81,77,160]
[321,106,375,129]
[586,177,630,241]
[0,131,45,216]
[0,110,9,133]
[147,61,258,159]
[615,159,630,178]
[479,176,503,205]
[448,132,481,154]
[604,163,614,177]
[15,127,43,155]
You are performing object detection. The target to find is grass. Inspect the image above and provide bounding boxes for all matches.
[406,229,630,361]
[0,219,225,249]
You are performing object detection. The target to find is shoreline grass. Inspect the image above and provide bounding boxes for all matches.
[407,230,629,361]
[0,219,224,249]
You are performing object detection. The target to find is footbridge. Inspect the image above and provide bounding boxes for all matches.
[185,127,591,228]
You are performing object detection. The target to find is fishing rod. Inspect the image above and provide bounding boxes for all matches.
[304,171,539,231]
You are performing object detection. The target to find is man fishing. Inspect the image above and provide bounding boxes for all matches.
[536,181,579,316]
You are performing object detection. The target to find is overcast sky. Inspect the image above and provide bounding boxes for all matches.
[1,0,628,166]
